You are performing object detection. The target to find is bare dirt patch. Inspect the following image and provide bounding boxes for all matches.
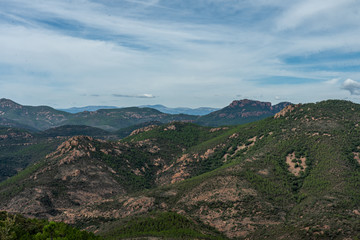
[353,152,360,164]
[274,105,295,118]
[258,169,269,175]
[286,152,307,176]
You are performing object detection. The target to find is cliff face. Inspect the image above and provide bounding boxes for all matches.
[196,99,292,126]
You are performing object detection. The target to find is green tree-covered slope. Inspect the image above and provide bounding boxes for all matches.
[1,100,360,239]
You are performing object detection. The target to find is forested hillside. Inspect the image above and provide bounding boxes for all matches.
[1,100,360,239]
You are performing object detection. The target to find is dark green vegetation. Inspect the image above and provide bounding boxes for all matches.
[39,125,113,138]
[114,121,163,139]
[0,98,290,132]
[0,127,61,182]
[0,99,71,131]
[1,100,360,239]
[0,211,99,239]
[0,98,197,131]
[98,212,227,239]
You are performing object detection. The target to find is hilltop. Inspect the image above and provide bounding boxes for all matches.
[196,99,291,126]
[59,104,219,116]
[0,98,197,131]
[1,100,360,239]
[0,98,290,132]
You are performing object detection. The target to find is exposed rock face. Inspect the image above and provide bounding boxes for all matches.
[228,99,271,109]
[0,136,126,221]
[176,175,281,238]
[130,125,158,136]
[274,104,297,118]
[224,99,292,118]
[0,98,23,109]
[196,99,292,126]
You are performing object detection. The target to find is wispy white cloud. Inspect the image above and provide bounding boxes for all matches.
[325,78,341,85]
[0,0,359,107]
[275,0,356,31]
[113,94,156,98]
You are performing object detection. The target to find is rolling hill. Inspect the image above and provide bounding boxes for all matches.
[0,98,290,132]
[0,98,70,130]
[0,98,197,131]
[59,104,219,116]
[1,100,360,239]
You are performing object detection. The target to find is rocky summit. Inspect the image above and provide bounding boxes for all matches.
[1,100,360,239]
[196,99,291,126]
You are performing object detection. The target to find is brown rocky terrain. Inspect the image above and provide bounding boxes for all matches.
[1,100,360,239]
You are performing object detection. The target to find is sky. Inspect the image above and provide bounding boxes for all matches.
[0,0,360,108]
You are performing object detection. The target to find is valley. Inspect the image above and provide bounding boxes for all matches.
[1,99,360,239]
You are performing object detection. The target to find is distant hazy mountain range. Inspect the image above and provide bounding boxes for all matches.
[57,106,119,113]
[0,98,291,131]
[58,104,220,115]
[139,104,220,115]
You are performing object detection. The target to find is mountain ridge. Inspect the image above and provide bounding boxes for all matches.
[58,104,220,116]
[196,99,292,126]
[1,100,360,239]
[0,98,291,131]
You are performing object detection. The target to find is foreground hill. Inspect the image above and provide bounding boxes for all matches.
[0,211,99,239]
[2,100,360,239]
[0,124,121,183]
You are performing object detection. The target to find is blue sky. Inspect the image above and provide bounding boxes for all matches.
[0,0,360,108]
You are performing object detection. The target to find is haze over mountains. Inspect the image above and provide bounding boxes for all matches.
[59,104,220,116]
[1,98,360,239]
[0,98,290,131]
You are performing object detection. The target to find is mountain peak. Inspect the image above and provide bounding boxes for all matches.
[196,99,292,126]
[228,99,271,108]
[46,136,97,165]
[0,98,22,109]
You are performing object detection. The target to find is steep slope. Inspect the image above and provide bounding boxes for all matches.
[2,100,360,239]
[0,123,229,223]
[140,100,360,239]
[83,100,360,239]
[0,136,126,221]
[196,99,291,126]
